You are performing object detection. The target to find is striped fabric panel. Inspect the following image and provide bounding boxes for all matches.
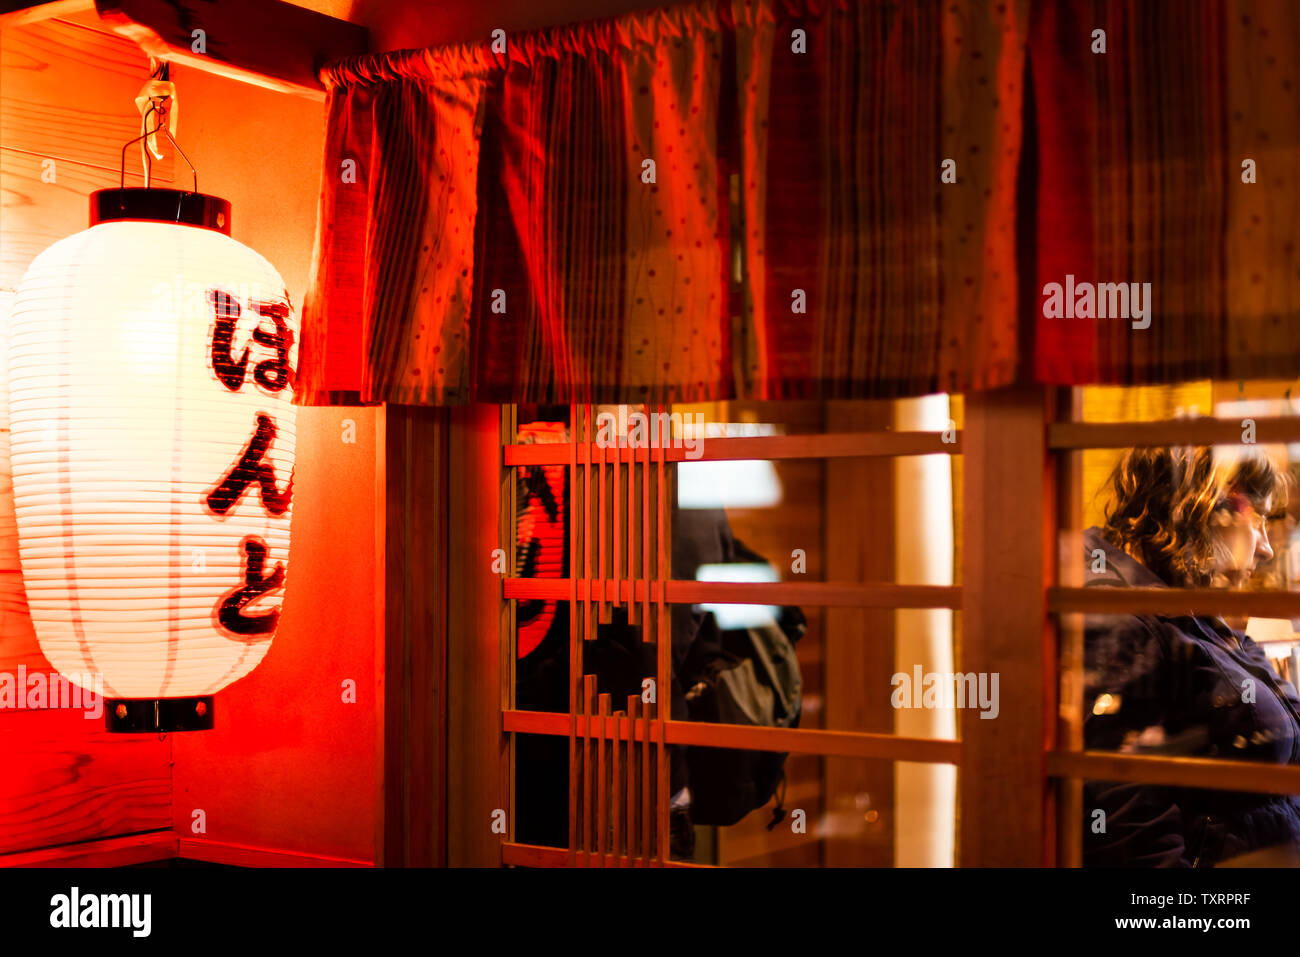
[1034,0,1300,386]
[298,0,1026,407]
[473,3,733,404]
[736,0,1025,400]
[296,85,372,406]
[1225,1,1300,382]
[299,49,493,405]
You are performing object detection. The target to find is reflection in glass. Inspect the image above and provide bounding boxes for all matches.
[1081,445,1300,866]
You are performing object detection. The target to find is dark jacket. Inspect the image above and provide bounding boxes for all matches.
[1082,527,1300,866]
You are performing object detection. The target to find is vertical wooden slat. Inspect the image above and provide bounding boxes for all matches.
[585,405,597,643]
[642,422,651,632]
[641,690,651,866]
[655,406,670,863]
[568,405,580,866]
[611,706,623,865]
[1057,389,1085,867]
[960,385,1055,866]
[598,692,610,867]
[583,674,598,866]
[613,418,621,613]
[624,696,634,868]
[446,404,502,866]
[375,404,388,866]
[627,437,638,625]
[651,406,665,650]
[598,411,608,622]
[502,406,517,849]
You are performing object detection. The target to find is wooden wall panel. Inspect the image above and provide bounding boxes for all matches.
[169,405,380,864]
[0,16,178,862]
[383,404,447,867]
[1,13,381,865]
[0,708,170,855]
[447,404,507,867]
[0,18,174,178]
[0,19,175,288]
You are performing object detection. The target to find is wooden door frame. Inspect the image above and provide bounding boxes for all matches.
[380,403,449,867]
[380,401,508,868]
[959,385,1057,866]
[388,390,1063,867]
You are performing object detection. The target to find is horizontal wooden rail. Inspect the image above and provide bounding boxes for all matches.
[178,839,373,867]
[1049,750,1300,796]
[1049,416,1300,450]
[668,720,961,763]
[1051,586,1300,618]
[0,830,175,868]
[502,841,712,868]
[504,578,961,609]
[504,710,961,762]
[504,431,960,466]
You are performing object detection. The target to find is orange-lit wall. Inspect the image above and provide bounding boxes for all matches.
[165,65,382,866]
[0,13,381,864]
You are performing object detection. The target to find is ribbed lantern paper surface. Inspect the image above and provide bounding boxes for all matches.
[5,219,297,699]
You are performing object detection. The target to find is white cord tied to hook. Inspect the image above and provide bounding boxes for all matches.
[134,61,178,186]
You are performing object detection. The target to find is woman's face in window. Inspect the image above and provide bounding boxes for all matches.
[1209,491,1274,585]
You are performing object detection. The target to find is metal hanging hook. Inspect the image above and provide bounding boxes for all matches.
[119,62,198,194]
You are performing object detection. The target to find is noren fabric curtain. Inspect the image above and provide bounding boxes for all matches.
[735,0,1025,398]
[298,0,1029,405]
[472,4,735,404]
[1031,0,1300,385]
[300,47,493,405]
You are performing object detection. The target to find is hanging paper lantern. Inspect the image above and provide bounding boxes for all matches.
[3,189,297,729]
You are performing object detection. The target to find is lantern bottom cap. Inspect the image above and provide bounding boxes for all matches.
[106,696,214,733]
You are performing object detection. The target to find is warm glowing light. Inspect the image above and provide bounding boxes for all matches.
[1092,692,1121,716]
[677,460,782,509]
[694,562,778,629]
[4,218,297,699]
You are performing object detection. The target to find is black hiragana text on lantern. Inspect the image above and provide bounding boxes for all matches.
[207,288,295,393]
[251,298,294,392]
[208,288,247,391]
[205,413,293,516]
[217,536,285,638]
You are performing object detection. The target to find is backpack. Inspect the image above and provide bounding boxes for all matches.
[681,605,806,827]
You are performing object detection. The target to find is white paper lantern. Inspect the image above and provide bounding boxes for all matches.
[4,189,297,717]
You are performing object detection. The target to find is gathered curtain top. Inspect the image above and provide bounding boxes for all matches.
[320,0,744,90]
[318,0,876,89]
[297,0,1300,407]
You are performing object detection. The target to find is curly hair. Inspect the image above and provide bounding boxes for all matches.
[1100,446,1288,587]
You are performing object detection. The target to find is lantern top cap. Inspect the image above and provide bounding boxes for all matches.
[90,188,231,236]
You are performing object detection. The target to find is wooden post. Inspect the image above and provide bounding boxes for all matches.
[382,405,448,867]
[824,399,896,866]
[446,404,508,866]
[960,385,1056,866]
[1056,388,1084,868]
